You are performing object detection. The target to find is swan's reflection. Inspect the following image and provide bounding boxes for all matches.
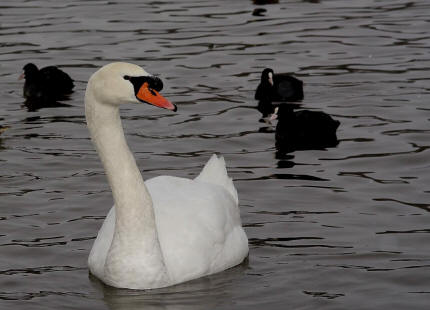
[90,261,248,310]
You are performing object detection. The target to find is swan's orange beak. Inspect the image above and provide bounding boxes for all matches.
[136,82,177,111]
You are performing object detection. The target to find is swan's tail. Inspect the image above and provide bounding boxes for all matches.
[195,154,238,205]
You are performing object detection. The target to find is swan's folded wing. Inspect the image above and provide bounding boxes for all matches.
[146,175,247,283]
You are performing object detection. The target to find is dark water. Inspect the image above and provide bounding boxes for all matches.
[1,0,430,309]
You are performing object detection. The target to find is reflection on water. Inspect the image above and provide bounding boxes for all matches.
[23,99,73,112]
[91,261,249,310]
[1,0,430,309]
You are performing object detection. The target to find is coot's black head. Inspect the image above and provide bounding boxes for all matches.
[261,68,274,85]
[22,63,39,80]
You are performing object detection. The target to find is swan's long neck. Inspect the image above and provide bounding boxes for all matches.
[86,97,155,240]
[85,91,168,288]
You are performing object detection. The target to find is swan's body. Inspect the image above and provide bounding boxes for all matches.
[85,62,248,289]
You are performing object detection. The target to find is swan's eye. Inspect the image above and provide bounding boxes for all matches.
[123,75,130,80]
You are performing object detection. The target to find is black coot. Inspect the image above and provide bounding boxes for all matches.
[274,104,340,153]
[255,68,303,117]
[20,63,74,103]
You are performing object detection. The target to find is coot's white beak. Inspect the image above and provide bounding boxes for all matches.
[268,72,274,86]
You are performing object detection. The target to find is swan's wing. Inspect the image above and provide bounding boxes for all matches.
[147,175,248,284]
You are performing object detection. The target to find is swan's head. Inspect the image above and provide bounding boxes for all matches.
[86,62,176,111]
[261,68,274,86]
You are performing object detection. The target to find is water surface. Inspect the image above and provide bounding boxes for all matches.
[1,0,430,309]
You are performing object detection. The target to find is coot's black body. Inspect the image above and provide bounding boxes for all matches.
[21,63,74,102]
[275,105,340,153]
[255,68,303,117]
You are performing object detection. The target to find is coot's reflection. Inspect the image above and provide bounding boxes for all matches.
[23,98,72,112]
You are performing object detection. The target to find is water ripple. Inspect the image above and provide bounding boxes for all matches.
[1,0,430,309]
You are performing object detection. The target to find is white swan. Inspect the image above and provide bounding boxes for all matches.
[85,62,249,290]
